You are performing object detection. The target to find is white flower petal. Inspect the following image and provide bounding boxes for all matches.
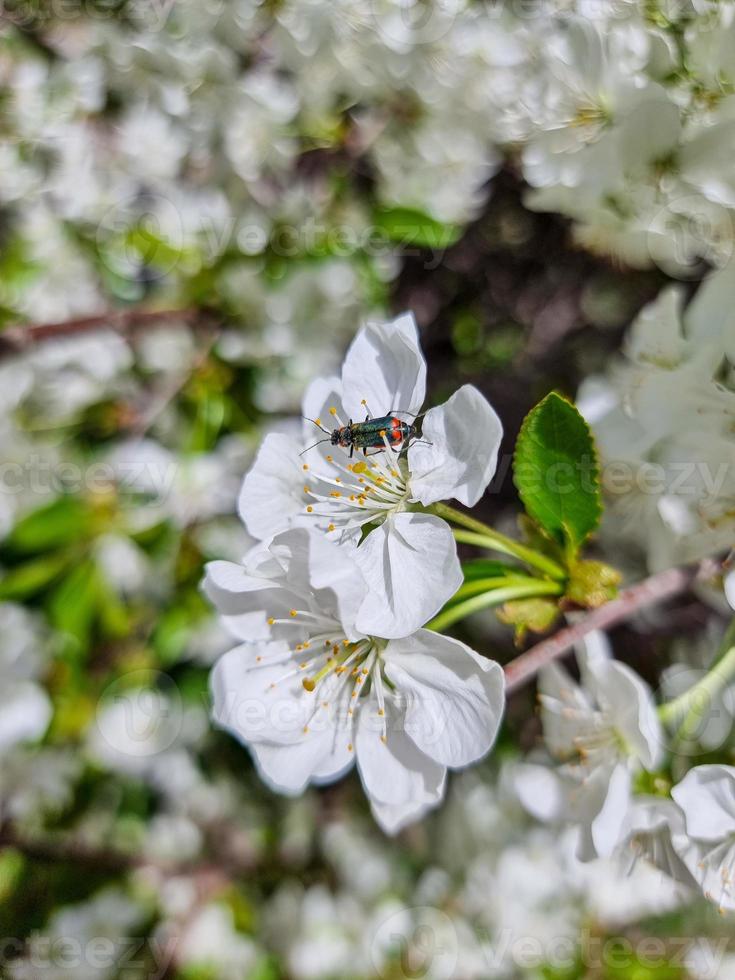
[513,763,566,823]
[0,681,51,749]
[354,513,462,639]
[573,761,632,861]
[583,651,664,771]
[238,432,306,540]
[408,385,503,507]
[203,559,295,622]
[220,611,272,643]
[671,833,735,911]
[672,764,735,841]
[211,643,307,746]
[725,570,735,611]
[251,735,354,796]
[383,630,505,768]
[369,794,445,836]
[623,797,698,888]
[270,528,367,642]
[589,762,631,859]
[355,699,445,816]
[340,313,426,421]
[301,375,345,457]
[538,662,596,760]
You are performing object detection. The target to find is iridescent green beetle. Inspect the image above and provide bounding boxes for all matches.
[302,402,418,458]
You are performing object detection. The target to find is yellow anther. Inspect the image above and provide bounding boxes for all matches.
[302,463,309,471]
[335,477,342,483]
[352,461,367,474]
[256,655,262,662]
[302,678,315,692]
[329,406,337,415]
[327,523,335,532]
[326,455,333,462]
[362,667,368,675]
[290,609,297,617]
[380,735,387,744]
[361,399,367,405]
[267,617,275,625]
[303,485,310,494]
[342,639,349,646]
[379,429,386,437]
[347,743,353,752]
[349,495,356,501]
[329,491,341,498]
[306,505,314,513]
[303,725,309,734]
[315,417,322,427]
[377,708,385,717]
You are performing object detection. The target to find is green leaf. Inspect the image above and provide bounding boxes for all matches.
[4,497,90,555]
[0,551,71,600]
[373,206,461,250]
[513,391,602,553]
[47,559,99,653]
[461,558,518,582]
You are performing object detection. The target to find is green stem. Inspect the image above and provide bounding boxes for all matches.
[452,575,547,601]
[428,502,566,581]
[658,645,735,738]
[427,579,564,633]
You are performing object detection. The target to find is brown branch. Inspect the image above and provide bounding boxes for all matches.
[0,307,211,359]
[0,821,261,879]
[504,565,700,693]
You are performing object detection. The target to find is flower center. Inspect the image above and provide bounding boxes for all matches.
[257,609,390,749]
[570,710,631,768]
[301,430,410,538]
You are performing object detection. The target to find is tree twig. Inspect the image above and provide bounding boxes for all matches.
[504,565,700,693]
[0,821,260,879]
[0,308,209,359]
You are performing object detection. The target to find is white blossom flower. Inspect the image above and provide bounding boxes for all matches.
[671,764,735,911]
[205,527,505,834]
[176,903,262,980]
[537,632,664,860]
[239,312,503,636]
[8,888,148,980]
[0,603,52,751]
[620,796,699,890]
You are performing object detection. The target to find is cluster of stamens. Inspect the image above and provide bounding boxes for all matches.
[253,607,389,749]
[301,404,410,537]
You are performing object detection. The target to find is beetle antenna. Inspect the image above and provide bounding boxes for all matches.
[303,417,332,435]
[299,438,331,456]
[391,409,423,420]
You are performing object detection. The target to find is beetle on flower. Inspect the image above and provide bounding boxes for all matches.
[239,312,504,637]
